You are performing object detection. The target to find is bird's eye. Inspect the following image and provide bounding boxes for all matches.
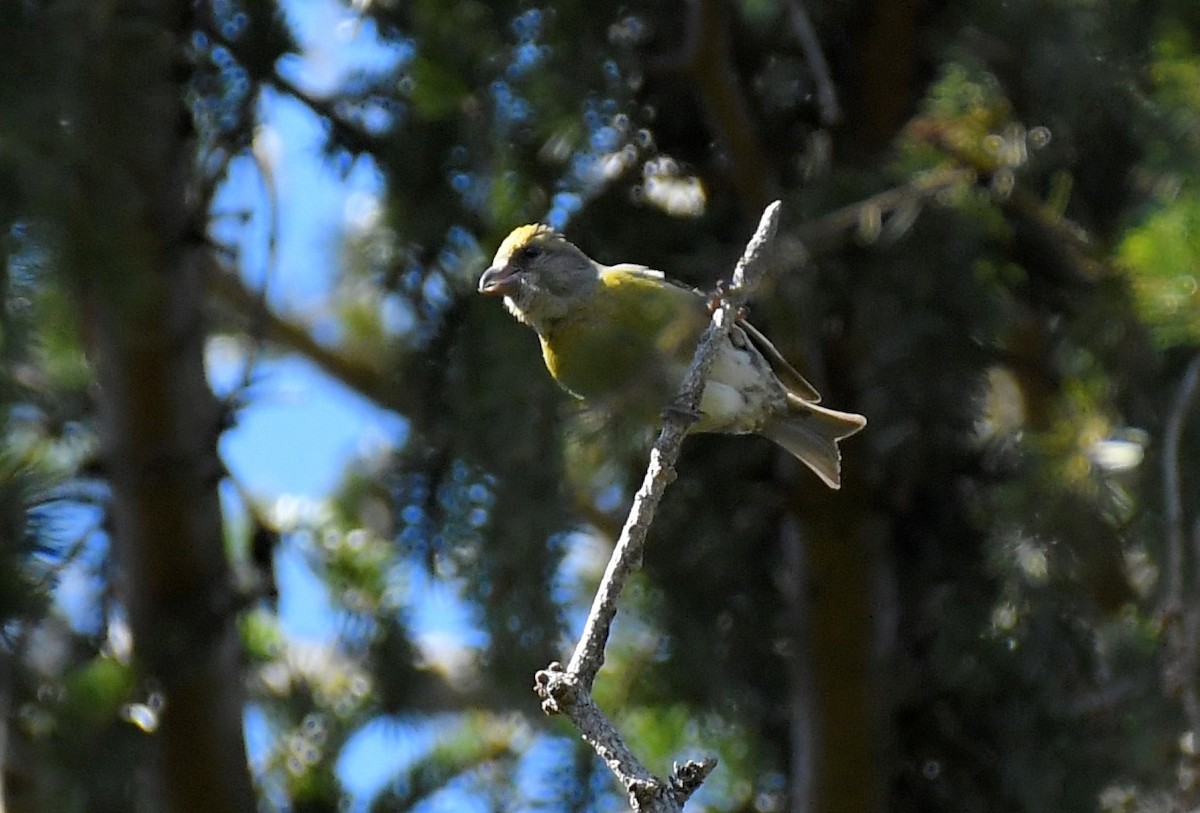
[519,244,544,261]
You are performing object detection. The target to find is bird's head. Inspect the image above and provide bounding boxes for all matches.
[478,224,599,330]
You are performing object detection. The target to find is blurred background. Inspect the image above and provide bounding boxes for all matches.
[2,0,1200,810]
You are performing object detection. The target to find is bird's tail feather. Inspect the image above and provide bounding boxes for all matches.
[763,398,866,489]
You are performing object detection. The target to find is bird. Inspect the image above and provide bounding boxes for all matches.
[477,224,866,488]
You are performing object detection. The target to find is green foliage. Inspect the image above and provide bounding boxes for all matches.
[1118,192,1200,348]
[1115,24,1200,349]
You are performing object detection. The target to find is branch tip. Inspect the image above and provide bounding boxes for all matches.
[731,199,783,292]
[534,662,575,716]
[670,757,719,802]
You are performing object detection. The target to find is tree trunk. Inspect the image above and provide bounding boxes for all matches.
[788,493,883,813]
[60,2,255,810]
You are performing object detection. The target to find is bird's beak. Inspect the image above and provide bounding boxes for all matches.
[478,264,519,296]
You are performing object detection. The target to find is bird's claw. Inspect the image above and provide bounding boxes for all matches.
[662,401,702,425]
[706,279,732,313]
[708,281,748,320]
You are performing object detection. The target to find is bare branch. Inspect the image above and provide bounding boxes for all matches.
[1163,352,1200,615]
[535,665,661,800]
[795,167,975,254]
[208,267,416,415]
[786,0,841,126]
[645,0,773,213]
[537,202,785,812]
[1162,352,1200,734]
[668,758,719,805]
[270,74,384,155]
[779,514,817,812]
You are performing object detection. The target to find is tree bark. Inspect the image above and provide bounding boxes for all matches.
[59,2,255,810]
[807,515,878,812]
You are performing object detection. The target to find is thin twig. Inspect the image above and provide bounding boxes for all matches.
[208,266,412,414]
[536,202,784,812]
[270,74,384,155]
[779,514,816,812]
[1162,352,1200,736]
[534,666,661,799]
[1163,353,1200,615]
[786,0,840,126]
[795,167,975,253]
[644,0,772,213]
[237,132,283,394]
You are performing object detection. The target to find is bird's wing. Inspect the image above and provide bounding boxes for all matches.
[598,262,709,363]
[737,318,822,403]
[604,262,666,281]
[602,263,823,403]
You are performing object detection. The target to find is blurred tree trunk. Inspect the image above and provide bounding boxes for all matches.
[790,495,883,813]
[55,2,254,810]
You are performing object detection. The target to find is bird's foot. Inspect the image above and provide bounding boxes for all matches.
[707,280,749,320]
[707,279,731,313]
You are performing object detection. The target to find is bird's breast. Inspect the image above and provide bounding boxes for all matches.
[540,324,654,400]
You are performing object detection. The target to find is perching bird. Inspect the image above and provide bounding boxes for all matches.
[477,224,866,488]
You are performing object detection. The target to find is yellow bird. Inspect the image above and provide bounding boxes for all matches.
[478,224,866,488]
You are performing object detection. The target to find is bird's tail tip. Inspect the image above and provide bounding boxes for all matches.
[763,401,866,489]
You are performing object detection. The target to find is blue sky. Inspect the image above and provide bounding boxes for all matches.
[205,3,441,804]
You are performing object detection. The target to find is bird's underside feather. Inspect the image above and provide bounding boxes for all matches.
[736,318,822,403]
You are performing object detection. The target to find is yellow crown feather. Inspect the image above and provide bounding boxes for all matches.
[494,223,557,265]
